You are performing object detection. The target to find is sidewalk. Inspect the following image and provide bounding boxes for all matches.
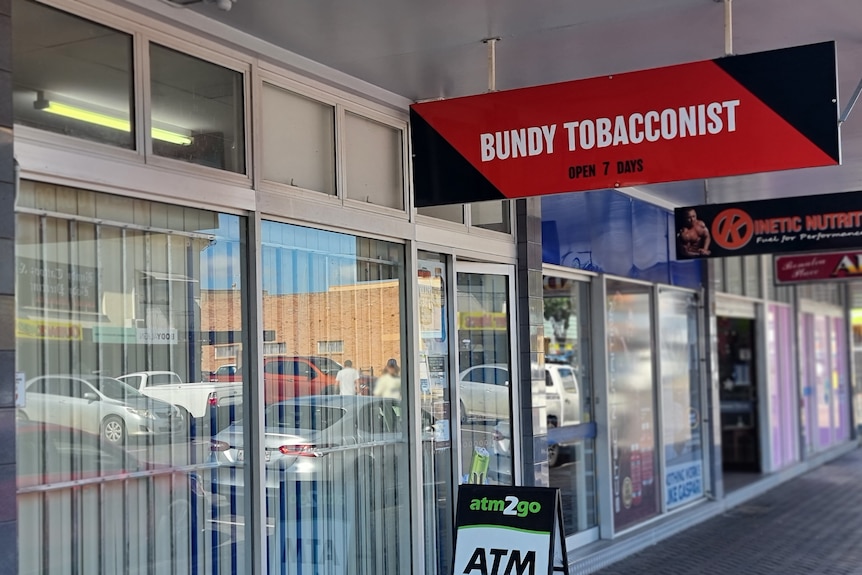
[595,447,862,575]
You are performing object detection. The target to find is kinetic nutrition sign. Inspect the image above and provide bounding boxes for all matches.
[410,42,839,208]
[674,190,862,260]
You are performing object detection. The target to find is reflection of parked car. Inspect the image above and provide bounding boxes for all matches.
[262,355,340,404]
[545,363,581,466]
[21,375,181,444]
[117,370,243,427]
[545,363,581,427]
[210,395,404,487]
[211,363,239,382]
[486,419,513,485]
[458,363,510,422]
[301,356,342,377]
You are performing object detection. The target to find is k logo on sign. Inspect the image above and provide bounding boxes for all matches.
[711,208,754,250]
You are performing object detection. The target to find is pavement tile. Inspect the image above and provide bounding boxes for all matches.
[595,448,862,575]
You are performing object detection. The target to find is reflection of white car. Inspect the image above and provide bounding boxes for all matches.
[21,375,181,444]
[458,364,510,422]
[545,364,581,427]
[487,419,513,485]
[210,395,405,488]
[117,370,243,422]
[545,363,581,467]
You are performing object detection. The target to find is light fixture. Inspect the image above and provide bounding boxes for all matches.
[34,92,193,146]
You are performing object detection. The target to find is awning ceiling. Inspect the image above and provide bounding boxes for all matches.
[120,0,862,208]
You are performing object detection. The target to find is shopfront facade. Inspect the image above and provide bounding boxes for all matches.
[542,191,857,571]
[541,190,710,543]
[8,0,525,573]
[4,0,861,573]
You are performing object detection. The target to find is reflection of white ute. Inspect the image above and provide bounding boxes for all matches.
[117,371,242,426]
[545,364,581,427]
[545,363,581,467]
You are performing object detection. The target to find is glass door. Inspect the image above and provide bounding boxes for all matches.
[454,264,516,487]
[418,259,516,575]
[543,273,599,541]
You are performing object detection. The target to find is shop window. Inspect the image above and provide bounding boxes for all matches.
[606,279,660,531]
[711,259,725,292]
[471,200,511,233]
[658,289,705,510]
[263,342,286,355]
[260,220,409,573]
[12,0,135,149]
[455,269,514,496]
[317,340,344,354]
[724,257,744,295]
[543,274,598,535]
[149,43,246,174]
[344,112,404,210]
[215,344,240,358]
[262,83,336,194]
[15,180,247,574]
[417,252,455,575]
[417,204,465,224]
[744,255,761,298]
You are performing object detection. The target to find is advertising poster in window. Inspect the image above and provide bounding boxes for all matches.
[659,291,704,510]
[16,257,100,315]
[418,262,446,342]
[606,280,659,530]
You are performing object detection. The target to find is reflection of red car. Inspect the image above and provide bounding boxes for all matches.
[210,363,239,382]
[263,355,339,404]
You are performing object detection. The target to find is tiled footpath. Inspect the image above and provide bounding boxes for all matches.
[596,448,862,575]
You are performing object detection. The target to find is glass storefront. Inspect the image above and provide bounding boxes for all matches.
[253,221,409,574]
[16,181,247,574]
[658,289,704,510]
[418,252,454,575]
[455,270,513,486]
[15,182,412,574]
[606,279,659,531]
[800,307,850,454]
[766,305,798,470]
[542,274,598,535]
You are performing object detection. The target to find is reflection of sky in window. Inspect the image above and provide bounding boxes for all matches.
[262,223,359,294]
[199,214,242,291]
[200,218,360,293]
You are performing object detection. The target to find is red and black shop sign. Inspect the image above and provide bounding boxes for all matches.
[411,42,839,207]
[774,250,862,285]
[674,191,862,260]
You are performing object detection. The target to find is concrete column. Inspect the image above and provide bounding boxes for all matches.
[0,0,16,572]
[515,198,548,486]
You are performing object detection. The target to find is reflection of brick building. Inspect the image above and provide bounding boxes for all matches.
[201,280,401,376]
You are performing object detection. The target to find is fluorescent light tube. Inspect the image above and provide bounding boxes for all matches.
[38,99,193,146]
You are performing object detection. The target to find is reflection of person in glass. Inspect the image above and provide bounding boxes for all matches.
[336,359,360,395]
[373,358,402,400]
[678,208,711,257]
